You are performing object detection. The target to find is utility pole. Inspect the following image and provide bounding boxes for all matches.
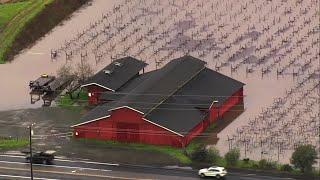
[29,125,33,180]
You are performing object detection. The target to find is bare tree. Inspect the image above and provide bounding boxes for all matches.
[57,64,74,78]
[56,61,93,99]
[74,59,94,84]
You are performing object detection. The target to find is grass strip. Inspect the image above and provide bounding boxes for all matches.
[0,137,28,150]
[0,0,53,63]
[76,138,206,164]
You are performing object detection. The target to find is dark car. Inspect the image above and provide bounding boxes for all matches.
[25,150,56,165]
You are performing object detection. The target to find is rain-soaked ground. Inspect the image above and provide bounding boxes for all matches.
[0,102,244,165]
[0,0,319,164]
[0,107,180,166]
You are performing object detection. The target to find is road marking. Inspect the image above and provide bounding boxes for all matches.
[0,154,119,166]
[0,166,152,180]
[3,151,24,155]
[229,172,296,180]
[0,174,59,180]
[246,173,256,176]
[0,154,23,158]
[55,158,119,166]
[0,160,111,172]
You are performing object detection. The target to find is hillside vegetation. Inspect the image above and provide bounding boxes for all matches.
[0,0,88,63]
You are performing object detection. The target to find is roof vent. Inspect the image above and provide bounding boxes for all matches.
[114,62,122,67]
[103,70,113,75]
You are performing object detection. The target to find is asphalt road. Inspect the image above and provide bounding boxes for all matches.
[0,153,302,180]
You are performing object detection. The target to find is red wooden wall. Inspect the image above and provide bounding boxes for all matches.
[85,85,109,105]
[182,88,244,146]
[74,107,184,147]
[74,88,244,148]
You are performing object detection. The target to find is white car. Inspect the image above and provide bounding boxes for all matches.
[198,166,227,179]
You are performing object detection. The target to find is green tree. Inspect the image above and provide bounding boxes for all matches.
[225,148,240,166]
[191,145,208,162]
[290,144,317,173]
[207,146,221,163]
[280,164,293,172]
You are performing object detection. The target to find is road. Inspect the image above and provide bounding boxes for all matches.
[0,153,303,180]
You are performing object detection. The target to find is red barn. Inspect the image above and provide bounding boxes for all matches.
[72,56,244,147]
[81,56,147,105]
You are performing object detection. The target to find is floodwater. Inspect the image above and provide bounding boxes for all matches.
[0,0,318,164]
[0,0,118,111]
[0,107,179,166]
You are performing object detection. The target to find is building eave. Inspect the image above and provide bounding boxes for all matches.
[81,83,115,92]
[71,115,111,128]
[142,118,184,137]
[108,106,145,115]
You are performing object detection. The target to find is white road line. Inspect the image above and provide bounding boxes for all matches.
[0,154,119,166]
[0,174,59,180]
[246,173,257,176]
[0,154,23,158]
[3,151,24,155]
[229,172,296,180]
[0,160,112,172]
[55,158,119,166]
[0,166,151,180]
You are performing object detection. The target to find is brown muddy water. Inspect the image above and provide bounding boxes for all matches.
[0,0,118,111]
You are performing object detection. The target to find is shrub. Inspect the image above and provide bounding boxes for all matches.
[258,159,268,169]
[258,159,277,170]
[225,148,240,166]
[280,164,293,172]
[243,158,250,163]
[290,144,317,173]
[266,161,277,170]
[207,146,221,163]
[252,163,259,169]
[191,146,208,162]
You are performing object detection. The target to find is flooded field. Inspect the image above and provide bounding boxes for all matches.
[0,0,319,164]
[0,0,118,110]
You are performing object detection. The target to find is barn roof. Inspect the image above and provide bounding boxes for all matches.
[145,68,245,134]
[108,55,207,114]
[99,70,159,101]
[74,56,245,135]
[82,56,147,91]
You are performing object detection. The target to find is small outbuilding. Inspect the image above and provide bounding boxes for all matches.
[72,56,244,147]
[81,56,147,105]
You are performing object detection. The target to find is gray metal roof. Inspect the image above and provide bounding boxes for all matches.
[110,55,207,114]
[99,70,159,101]
[145,68,245,134]
[82,56,147,91]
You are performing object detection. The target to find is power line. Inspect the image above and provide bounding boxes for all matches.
[32,97,247,110]
[91,91,246,98]
[0,121,226,137]
[66,98,246,106]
